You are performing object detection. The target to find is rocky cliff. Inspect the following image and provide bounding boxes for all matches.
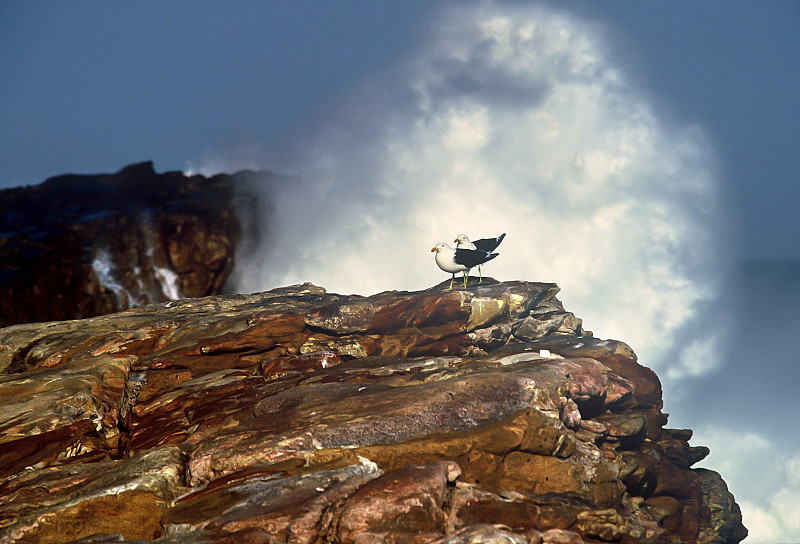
[0,279,746,544]
[0,162,266,327]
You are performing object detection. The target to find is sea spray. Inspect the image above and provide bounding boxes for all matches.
[224,2,725,380]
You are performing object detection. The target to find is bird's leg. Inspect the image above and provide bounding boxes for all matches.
[463,271,469,288]
[449,274,455,290]
[478,265,483,283]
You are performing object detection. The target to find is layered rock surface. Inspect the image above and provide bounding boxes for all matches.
[0,161,273,327]
[0,280,746,544]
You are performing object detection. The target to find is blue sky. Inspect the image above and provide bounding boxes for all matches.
[2,2,799,541]
[1,1,798,260]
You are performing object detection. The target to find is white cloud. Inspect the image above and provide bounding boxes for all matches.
[666,334,723,381]
[693,427,800,543]
[787,451,800,487]
[741,491,800,543]
[693,427,775,495]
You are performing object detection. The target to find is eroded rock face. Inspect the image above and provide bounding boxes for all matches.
[0,161,276,327]
[0,280,746,543]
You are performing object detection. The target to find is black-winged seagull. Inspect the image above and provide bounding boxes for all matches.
[431,243,499,289]
[454,233,506,282]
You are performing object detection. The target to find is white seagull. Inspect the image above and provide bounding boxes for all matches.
[431,243,499,289]
[454,233,506,282]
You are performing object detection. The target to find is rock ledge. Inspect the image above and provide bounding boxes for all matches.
[0,280,746,544]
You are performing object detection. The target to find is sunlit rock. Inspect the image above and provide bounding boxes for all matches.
[0,280,746,543]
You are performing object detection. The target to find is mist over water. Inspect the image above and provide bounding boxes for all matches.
[222,3,725,380]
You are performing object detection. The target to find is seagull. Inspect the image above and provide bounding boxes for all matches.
[454,233,506,282]
[431,243,498,289]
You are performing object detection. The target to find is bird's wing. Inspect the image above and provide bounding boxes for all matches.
[473,233,506,251]
[455,248,496,268]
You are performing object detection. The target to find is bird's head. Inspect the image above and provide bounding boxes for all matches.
[454,234,470,245]
[431,243,449,253]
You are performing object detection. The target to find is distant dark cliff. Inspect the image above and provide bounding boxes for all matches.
[0,161,268,327]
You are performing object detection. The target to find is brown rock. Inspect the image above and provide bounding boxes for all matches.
[433,524,528,543]
[540,528,585,544]
[518,336,661,410]
[335,461,458,542]
[574,508,623,541]
[0,161,275,327]
[595,412,648,448]
[447,485,604,535]
[163,458,382,543]
[616,449,660,496]
[0,446,184,543]
[0,280,746,544]
[695,469,748,544]
[0,354,129,477]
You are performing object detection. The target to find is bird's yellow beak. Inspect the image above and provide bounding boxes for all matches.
[453,237,459,243]
[430,246,437,252]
